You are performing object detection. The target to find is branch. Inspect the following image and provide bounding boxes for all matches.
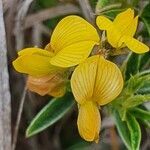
[12,86,27,150]
[24,3,80,29]
[14,0,34,50]
[0,0,11,149]
[77,0,94,24]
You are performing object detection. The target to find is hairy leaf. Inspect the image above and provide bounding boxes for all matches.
[130,107,150,120]
[126,113,141,150]
[124,94,150,108]
[26,92,74,137]
[114,111,132,149]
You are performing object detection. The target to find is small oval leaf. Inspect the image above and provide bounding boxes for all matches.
[26,92,74,137]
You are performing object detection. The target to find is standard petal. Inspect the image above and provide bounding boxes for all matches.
[122,16,138,37]
[113,8,134,33]
[96,16,113,30]
[118,16,138,48]
[77,101,101,142]
[50,15,100,53]
[93,56,123,105]
[123,36,149,53]
[13,48,59,76]
[50,41,97,67]
[71,55,99,104]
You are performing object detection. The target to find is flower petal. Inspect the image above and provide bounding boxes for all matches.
[27,73,66,97]
[18,48,54,57]
[71,55,99,104]
[13,48,59,76]
[118,16,138,48]
[93,56,124,105]
[51,15,100,53]
[122,16,138,37]
[96,16,113,30]
[96,16,121,47]
[50,41,97,68]
[113,8,134,33]
[77,101,101,142]
[123,36,149,53]
[71,55,123,106]
[106,27,121,47]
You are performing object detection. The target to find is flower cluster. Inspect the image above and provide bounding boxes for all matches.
[13,8,149,142]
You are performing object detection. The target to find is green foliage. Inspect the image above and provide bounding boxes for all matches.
[130,108,150,121]
[96,0,140,19]
[113,46,150,149]
[126,113,141,150]
[141,3,150,37]
[123,52,141,81]
[66,141,91,150]
[139,52,150,70]
[123,94,150,109]
[36,0,58,9]
[114,111,132,149]
[114,111,142,150]
[137,80,150,94]
[26,93,74,137]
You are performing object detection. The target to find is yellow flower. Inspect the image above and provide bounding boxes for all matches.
[13,16,100,96]
[96,8,149,53]
[71,55,123,142]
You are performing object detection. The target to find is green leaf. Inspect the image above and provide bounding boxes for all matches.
[124,94,150,108]
[100,8,125,19]
[126,113,141,150]
[114,111,132,150]
[119,107,127,121]
[139,52,150,70]
[141,3,150,37]
[96,0,110,8]
[26,92,74,137]
[125,74,150,95]
[139,119,150,128]
[130,108,150,120]
[124,52,141,81]
[95,0,123,16]
[137,80,150,94]
[66,141,91,150]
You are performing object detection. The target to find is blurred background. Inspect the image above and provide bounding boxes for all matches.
[1,0,150,150]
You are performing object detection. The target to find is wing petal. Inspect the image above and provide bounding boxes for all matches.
[96,16,121,47]
[13,48,59,76]
[123,36,149,53]
[96,16,113,30]
[50,41,96,67]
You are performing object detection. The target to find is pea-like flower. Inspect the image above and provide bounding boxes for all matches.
[13,16,99,96]
[71,55,123,142]
[96,8,149,53]
[12,9,148,142]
